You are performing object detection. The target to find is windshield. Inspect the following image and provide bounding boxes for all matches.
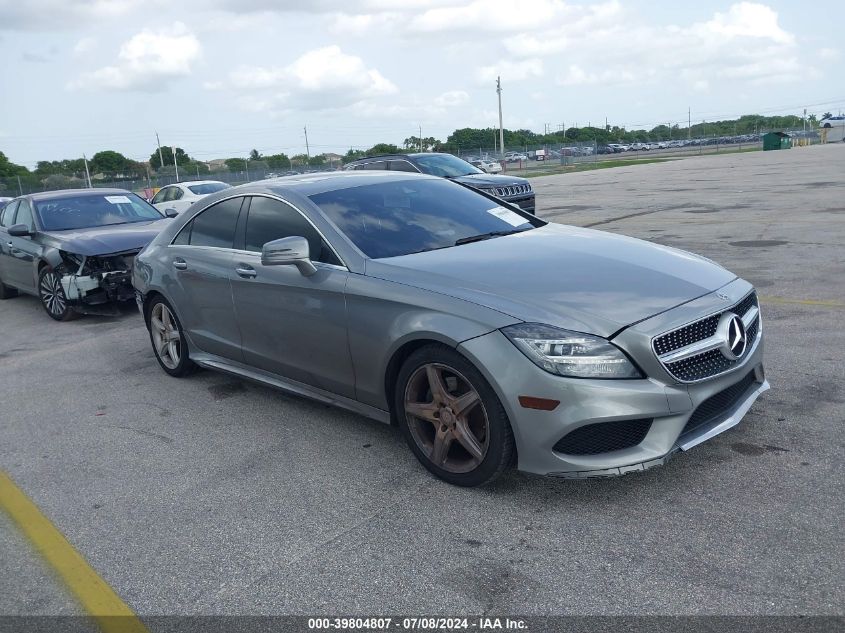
[34,193,164,231]
[309,179,538,259]
[187,182,231,195]
[413,154,483,178]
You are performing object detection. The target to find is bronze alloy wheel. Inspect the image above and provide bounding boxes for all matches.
[403,362,490,474]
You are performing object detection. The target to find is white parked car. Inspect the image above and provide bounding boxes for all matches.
[469,159,503,174]
[150,180,232,215]
[819,115,845,128]
[504,152,529,162]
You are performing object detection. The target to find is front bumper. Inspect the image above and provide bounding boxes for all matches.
[505,194,536,214]
[457,300,767,478]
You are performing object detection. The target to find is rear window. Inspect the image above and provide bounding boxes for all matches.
[309,179,538,259]
[34,193,163,231]
[187,182,231,195]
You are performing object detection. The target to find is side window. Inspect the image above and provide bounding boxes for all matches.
[1,201,19,227]
[244,196,340,266]
[164,187,180,202]
[15,200,34,231]
[360,161,387,170]
[151,188,168,204]
[171,188,184,201]
[389,160,418,172]
[172,221,191,245]
[189,197,243,248]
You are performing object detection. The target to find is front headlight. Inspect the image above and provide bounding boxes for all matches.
[501,323,642,379]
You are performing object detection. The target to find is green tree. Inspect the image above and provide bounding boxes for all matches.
[224,157,247,171]
[822,112,832,120]
[341,149,367,164]
[265,153,291,169]
[90,150,130,174]
[149,146,191,170]
[249,148,262,161]
[367,143,403,155]
[0,151,28,178]
[308,155,325,166]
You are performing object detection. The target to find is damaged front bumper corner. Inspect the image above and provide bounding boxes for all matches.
[59,251,138,315]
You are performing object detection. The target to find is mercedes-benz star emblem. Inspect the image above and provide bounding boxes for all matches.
[720,313,748,360]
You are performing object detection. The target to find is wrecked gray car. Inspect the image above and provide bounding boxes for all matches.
[0,189,172,320]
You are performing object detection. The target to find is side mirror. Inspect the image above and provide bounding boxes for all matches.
[8,224,32,237]
[164,208,179,218]
[261,235,317,276]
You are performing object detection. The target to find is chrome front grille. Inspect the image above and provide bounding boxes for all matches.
[653,291,761,382]
[494,184,531,197]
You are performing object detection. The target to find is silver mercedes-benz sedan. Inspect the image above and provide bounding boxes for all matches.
[133,171,767,486]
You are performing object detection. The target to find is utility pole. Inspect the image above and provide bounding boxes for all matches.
[688,107,691,139]
[16,174,23,196]
[803,108,807,133]
[82,153,92,188]
[419,124,423,152]
[155,132,165,175]
[496,76,505,157]
[244,158,250,182]
[304,125,310,159]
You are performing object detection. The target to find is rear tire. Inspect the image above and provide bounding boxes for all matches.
[395,344,515,487]
[145,296,197,377]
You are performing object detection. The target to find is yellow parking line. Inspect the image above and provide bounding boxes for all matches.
[0,471,148,633]
[759,295,845,308]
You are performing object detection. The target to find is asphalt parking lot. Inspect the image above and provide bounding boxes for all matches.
[1,144,843,618]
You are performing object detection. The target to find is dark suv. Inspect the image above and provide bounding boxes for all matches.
[344,153,535,214]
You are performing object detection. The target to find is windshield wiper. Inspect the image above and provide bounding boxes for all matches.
[454,228,529,246]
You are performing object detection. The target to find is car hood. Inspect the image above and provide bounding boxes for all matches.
[365,224,736,338]
[39,220,169,256]
[452,173,529,187]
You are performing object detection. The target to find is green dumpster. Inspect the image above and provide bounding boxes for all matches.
[762,131,792,151]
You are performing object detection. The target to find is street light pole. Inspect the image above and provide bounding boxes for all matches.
[82,153,92,188]
[496,76,505,158]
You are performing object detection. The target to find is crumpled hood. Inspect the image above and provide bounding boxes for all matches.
[40,220,169,256]
[365,223,736,338]
[454,173,530,188]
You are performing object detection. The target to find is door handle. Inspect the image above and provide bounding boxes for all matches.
[235,265,257,279]
[173,258,188,270]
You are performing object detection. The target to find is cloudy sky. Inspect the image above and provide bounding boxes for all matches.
[1,0,842,166]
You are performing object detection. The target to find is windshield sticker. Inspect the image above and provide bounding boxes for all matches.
[104,195,131,204]
[487,206,525,227]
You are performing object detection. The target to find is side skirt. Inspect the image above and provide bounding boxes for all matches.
[190,352,392,425]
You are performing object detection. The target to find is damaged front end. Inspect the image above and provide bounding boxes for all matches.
[57,250,139,315]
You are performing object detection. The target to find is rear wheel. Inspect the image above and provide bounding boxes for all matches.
[395,344,514,487]
[38,268,77,321]
[146,297,197,377]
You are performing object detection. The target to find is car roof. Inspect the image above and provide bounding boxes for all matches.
[346,152,468,164]
[24,188,133,202]
[231,170,440,197]
[173,180,228,188]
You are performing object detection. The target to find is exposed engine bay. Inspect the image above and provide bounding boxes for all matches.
[57,250,138,314]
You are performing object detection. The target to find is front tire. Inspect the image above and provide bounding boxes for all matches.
[146,296,197,377]
[38,268,77,321]
[395,344,515,487]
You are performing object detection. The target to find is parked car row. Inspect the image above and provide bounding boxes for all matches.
[0,169,767,487]
[343,152,534,213]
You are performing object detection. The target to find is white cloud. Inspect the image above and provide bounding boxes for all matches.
[231,46,397,112]
[72,37,95,55]
[0,0,159,30]
[477,59,543,83]
[818,47,841,61]
[69,22,201,91]
[433,90,469,107]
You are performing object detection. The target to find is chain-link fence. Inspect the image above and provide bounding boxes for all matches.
[0,129,825,198]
